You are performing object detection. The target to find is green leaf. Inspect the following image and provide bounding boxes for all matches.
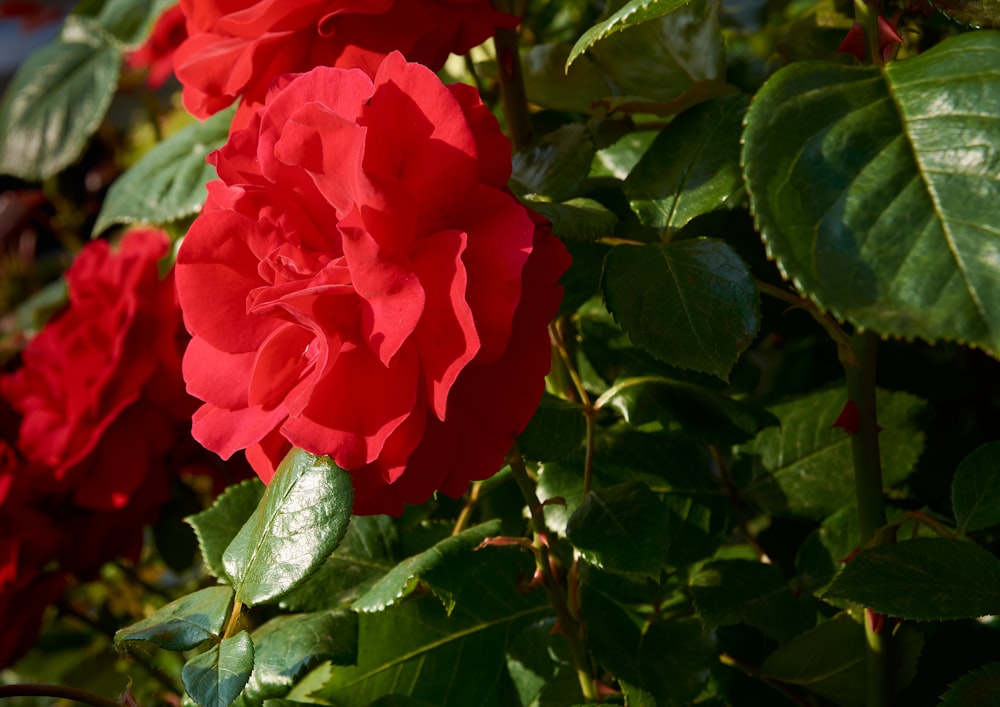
[599,376,777,444]
[931,0,1000,28]
[233,611,358,707]
[523,0,724,113]
[511,124,595,201]
[566,482,671,578]
[522,197,618,242]
[115,586,234,651]
[314,549,546,707]
[278,515,398,612]
[567,0,696,69]
[625,94,749,233]
[0,36,121,181]
[223,449,353,607]
[352,520,501,614]
[517,393,587,462]
[760,613,865,706]
[94,108,233,235]
[823,538,1000,620]
[638,617,716,704]
[691,559,816,641]
[952,441,1000,534]
[182,630,255,707]
[187,479,266,583]
[740,387,926,519]
[602,239,759,380]
[505,619,584,706]
[742,31,1000,356]
[69,0,172,48]
[939,662,1000,707]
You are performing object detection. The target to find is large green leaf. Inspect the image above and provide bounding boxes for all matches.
[602,239,760,380]
[187,479,266,583]
[690,559,816,641]
[743,31,1000,357]
[952,441,1000,534]
[233,611,358,707]
[517,393,587,462]
[823,538,1000,619]
[510,124,595,201]
[69,0,174,48]
[567,0,696,69]
[183,631,255,707]
[739,387,926,519]
[939,662,1000,707]
[278,515,398,612]
[115,586,233,651]
[522,197,618,242]
[625,94,749,234]
[566,482,672,578]
[352,521,502,614]
[94,108,233,234]
[223,449,353,606]
[0,35,121,181]
[313,550,547,707]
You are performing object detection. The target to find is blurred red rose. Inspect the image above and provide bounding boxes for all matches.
[173,0,517,131]
[126,4,188,89]
[176,53,569,515]
[0,229,194,511]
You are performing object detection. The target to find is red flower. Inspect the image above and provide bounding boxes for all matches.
[126,5,188,89]
[0,229,193,511]
[176,53,569,515]
[173,0,518,131]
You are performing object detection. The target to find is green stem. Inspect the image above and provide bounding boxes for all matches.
[840,330,891,707]
[854,0,884,66]
[508,447,598,702]
[493,24,533,150]
[0,685,123,707]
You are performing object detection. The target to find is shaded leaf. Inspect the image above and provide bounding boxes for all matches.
[233,611,358,707]
[0,36,120,181]
[567,481,671,578]
[505,618,584,707]
[638,617,716,704]
[115,586,233,651]
[567,0,697,69]
[223,449,353,606]
[182,631,255,707]
[931,0,1000,27]
[511,124,595,201]
[187,478,265,583]
[823,538,1000,620]
[939,661,1000,707]
[599,376,777,444]
[523,197,618,242]
[602,239,759,379]
[742,32,1000,356]
[352,520,501,614]
[314,549,546,707]
[69,0,173,47]
[691,559,816,641]
[94,108,233,234]
[625,94,749,233]
[518,393,587,462]
[740,387,926,519]
[952,441,1000,534]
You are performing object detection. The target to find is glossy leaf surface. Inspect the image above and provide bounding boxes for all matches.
[567,0,696,69]
[182,631,255,707]
[223,449,353,606]
[115,586,233,651]
[743,31,1000,356]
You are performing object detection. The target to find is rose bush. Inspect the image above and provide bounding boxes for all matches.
[173,0,517,130]
[176,52,569,515]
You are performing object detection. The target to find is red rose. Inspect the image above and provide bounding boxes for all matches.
[173,0,517,131]
[126,4,188,89]
[177,53,569,515]
[0,229,194,511]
